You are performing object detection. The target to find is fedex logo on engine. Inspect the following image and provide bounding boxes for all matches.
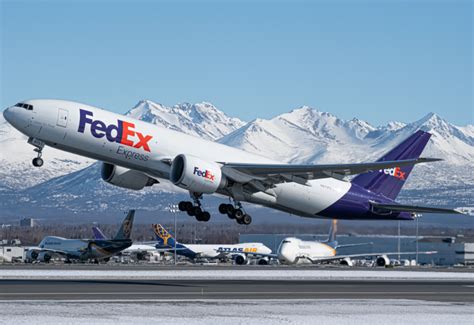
[78,109,152,152]
[193,167,215,182]
[379,167,406,180]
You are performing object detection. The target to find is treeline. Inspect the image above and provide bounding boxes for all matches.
[1,221,472,246]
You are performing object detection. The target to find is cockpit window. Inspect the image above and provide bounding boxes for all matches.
[282,240,291,244]
[15,103,33,110]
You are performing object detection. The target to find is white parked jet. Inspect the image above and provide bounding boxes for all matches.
[277,220,436,266]
[3,100,462,225]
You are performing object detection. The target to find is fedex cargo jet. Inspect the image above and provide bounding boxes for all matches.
[2,100,462,225]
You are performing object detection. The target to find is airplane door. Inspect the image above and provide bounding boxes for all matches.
[57,108,68,127]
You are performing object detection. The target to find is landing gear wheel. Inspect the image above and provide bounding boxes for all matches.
[218,203,228,214]
[233,209,244,219]
[195,212,203,221]
[226,205,235,219]
[32,157,44,167]
[236,218,244,224]
[186,206,195,216]
[178,201,188,211]
[201,211,211,222]
[242,214,252,225]
[193,206,202,216]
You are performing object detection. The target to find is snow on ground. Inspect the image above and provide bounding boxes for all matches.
[0,299,472,325]
[0,269,473,280]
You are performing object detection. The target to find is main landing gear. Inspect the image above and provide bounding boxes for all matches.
[28,137,45,167]
[178,196,211,222]
[218,202,252,225]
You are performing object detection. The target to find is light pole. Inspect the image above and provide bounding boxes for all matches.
[415,215,419,265]
[167,204,179,265]
[397,220,401,262]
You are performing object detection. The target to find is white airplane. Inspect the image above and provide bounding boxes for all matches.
[277,220,436,266]
[26,210,135,263]
[153,224,273,265]
[3,100,462,225]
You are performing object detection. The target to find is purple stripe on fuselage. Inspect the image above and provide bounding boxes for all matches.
[317,184,413,220]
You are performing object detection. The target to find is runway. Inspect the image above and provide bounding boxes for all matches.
[1,279,473,302]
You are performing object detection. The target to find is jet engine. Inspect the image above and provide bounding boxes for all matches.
[234,254,248,265]
[170,154,226,194]
[376,255,390,267]
[101,163,158,190]
[37,251,52,263]
[339,257,354,267]
[257,257,269,265]
[25,249,39,262]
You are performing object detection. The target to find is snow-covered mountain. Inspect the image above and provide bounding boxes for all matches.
[0,102,472,219]
[126,100,245,140]
[0,100,244,190]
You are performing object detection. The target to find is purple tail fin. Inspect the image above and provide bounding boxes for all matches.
[351,130,431,200]
[92,226,107,240]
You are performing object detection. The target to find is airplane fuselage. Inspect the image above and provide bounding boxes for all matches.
[3,99,412,221]
[277,237,336,264]
[36,236,132,261]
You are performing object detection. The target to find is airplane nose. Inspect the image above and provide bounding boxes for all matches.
[2,107,12,123]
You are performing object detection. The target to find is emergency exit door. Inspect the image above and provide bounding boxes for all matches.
[57,108,68,127]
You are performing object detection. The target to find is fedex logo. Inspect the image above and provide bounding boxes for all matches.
[78,109,152,152]
[193,167,215,181]
[379,167,406,180]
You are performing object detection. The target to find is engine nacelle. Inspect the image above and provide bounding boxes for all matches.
[101,163,157,190]
[234,254,248,265]
[376,255,390,267]
[339,257,354,267]
[25,249,39,262]
[257,257,269,265]
[38,251,52,263]
[170,154,226,194]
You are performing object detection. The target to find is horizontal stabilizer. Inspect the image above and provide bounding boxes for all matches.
[370,201,464,215]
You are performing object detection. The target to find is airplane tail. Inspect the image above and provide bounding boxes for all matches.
[152,224,177,248]
[92,226,107,240]
[351,130,432,200]
[113,210,135,240]
[326,220,338,248]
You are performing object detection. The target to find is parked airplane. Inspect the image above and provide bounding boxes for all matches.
[153,224,272,264]
[26,210,135,263]
[92,225,156,259]
[3,100,462,225]
[277,220,436,266]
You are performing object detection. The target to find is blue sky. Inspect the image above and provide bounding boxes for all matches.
[1,0,472,126]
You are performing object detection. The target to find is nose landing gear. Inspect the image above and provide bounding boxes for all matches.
[218,202,252,225]
[28,137,45,167]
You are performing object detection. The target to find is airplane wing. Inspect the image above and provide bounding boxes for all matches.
[306,251,437,264]
[237,252,278,259]
[220,158,440,187]
[336,242,373,249]
[369,201,464,215]
[33,248,73,258]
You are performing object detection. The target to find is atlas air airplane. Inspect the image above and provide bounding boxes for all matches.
[3,100,462,225]
[26,210,135,263]
[277,220,436,266]
[153,224,273,264]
